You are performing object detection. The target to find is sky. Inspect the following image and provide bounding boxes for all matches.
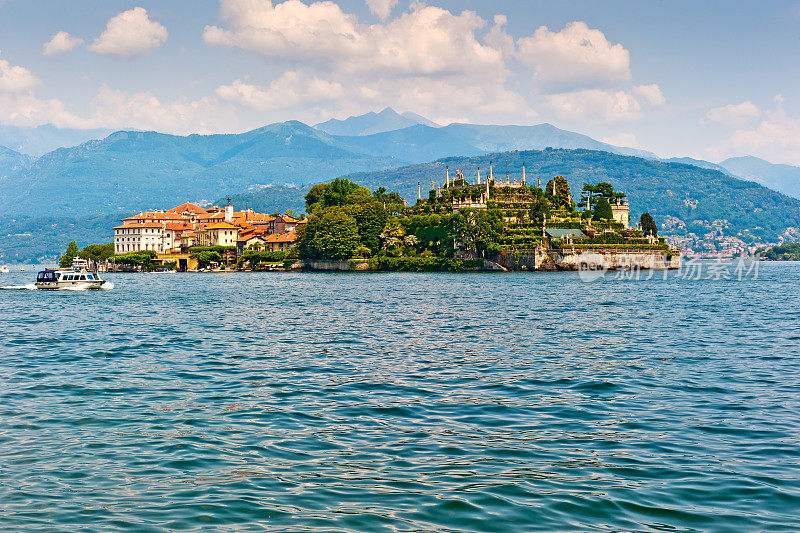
[1,0,799,164]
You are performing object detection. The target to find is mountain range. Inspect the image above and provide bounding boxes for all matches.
[2,108,800,261]
[0,124,112,157]
[718,156,800,200]
[315,107,439,136]
[228,149,800,244]
[0,116,666,219]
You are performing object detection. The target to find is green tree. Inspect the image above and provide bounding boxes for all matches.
[593,197,613,221]
[59,241,79,268]
[298,206,361,259]
[78,242,114,263]
[304,178,373,214]
[454,209,503,256]
[553,175,574,210]
[640,212,658,236]
[344,201,388,253]
[191,250,222,267]
[372,187,405,213]
[304,183,327,213]
[115,250,157,266]
[579,182,624,211]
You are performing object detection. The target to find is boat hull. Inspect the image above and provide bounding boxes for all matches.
[35,280,106,290]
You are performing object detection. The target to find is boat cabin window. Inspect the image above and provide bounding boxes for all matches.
[79,275,86,280]
[36,271,57,282]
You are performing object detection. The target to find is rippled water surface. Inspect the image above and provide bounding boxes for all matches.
[2,265,800,531]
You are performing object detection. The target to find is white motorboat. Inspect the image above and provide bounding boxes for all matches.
[0,266,9,273]
[35,268,107,290]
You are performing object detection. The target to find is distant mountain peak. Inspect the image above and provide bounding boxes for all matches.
[314,108,439,136]
[720,155,800,199]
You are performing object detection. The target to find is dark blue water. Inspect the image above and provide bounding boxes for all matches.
[2,265,800,531]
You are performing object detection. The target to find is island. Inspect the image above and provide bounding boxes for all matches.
[59,166,679,273]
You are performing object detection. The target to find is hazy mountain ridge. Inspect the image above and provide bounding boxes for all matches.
[719,156,800,200]
[315,107,438,136]
[0,122,405,218]
[0,145,33,180]
[0,117,671,219]
[0,124,112,157]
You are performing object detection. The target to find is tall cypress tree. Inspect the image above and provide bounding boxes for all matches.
[640,212,658,236]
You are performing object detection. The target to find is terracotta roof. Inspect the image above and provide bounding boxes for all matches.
[164,222,193,231]
[237,234,266,243]
[205,222,239,230]
[122,212,171,221]
[264,230,298,243]
[114,222,163,230]
[167,202,208,214]
[236,212,274,223]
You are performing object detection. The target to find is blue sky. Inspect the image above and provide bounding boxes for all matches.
[0,0,799,163]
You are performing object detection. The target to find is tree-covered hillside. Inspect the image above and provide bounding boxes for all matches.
[342,148,800,242]
[0,122,403,218]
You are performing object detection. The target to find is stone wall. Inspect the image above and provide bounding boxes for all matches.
[296,259,370,271]
[554,250,680,271]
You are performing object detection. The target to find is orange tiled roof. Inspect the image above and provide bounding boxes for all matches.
[167,202,208,214]
[237,233,265,243]
[264,230,298,243]
[205,222,239,230]
[114,222,163,230]
[122,212,170,221]
[164,222,193,231]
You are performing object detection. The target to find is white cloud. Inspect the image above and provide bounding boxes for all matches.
[703,100,761,127]
[386,76,535,125]
[366,0,397,21]
[0,93,89,128]
[710,96,800,164]
[484,14,515,59]
[216,71,345,111]
[42,31,84,57]
[546,88,641,123]
[633,84,665,106]
[87,86,227,133]
[203,0,502,77]
[545,83,664,124]
[600,132,639,148]
[89,7,168,56]
[516,21,631,87]
[0,84,235,134]
[0,51,39,93]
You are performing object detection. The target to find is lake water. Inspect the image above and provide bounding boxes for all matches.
[2,265,800,531]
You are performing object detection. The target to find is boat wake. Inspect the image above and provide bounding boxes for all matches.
[1,283,37,290]
[101,282,115,290]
